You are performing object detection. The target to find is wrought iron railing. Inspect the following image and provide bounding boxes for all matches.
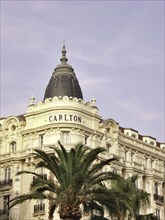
[0,209,8,219]
[0,179,13,189]
[154,193,164,203]
[34,204,45,214]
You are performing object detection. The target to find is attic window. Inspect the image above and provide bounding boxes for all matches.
[132,134,136,138]
[150,141,154,145]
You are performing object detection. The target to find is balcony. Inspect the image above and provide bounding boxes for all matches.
[0,179,13,190]
[154,194,164,203]
[33,204,45,215]
[0,209,8,219]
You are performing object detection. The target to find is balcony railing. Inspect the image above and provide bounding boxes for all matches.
[0,209,8,219]
[154,194,164,203]
[34,204,45,215]
[0,179,13,190]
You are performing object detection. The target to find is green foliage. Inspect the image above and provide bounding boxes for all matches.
[8,142,133,220]
[112,175,150,219]
[136,213,159,220]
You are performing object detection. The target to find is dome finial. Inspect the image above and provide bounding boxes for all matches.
[63,40,65,47]
[60,40,68,64]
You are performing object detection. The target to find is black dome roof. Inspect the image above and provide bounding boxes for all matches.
[44,45,83,100]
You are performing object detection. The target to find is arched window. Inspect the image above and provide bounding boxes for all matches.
[150,141,154,146]
[106,143,111,153]
[10,141,16,151]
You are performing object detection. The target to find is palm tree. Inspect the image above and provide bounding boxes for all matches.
[111,175,151,220]
[8,142,133,220]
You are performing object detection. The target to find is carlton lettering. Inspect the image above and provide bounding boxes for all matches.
[49,114,82,123]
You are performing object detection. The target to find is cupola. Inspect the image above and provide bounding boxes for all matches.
[44,44,83,100]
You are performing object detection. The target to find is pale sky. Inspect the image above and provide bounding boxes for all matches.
[1,0,165,142]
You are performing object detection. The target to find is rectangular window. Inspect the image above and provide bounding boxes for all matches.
[34,200,45,214]
[135,178,138,188]
[85,136,89,145]
[4,195,10,210]
[106,144,110,153]
[0,140,2,151]
[38,167,44,175]
[60,131,70,144]
[5,168,11,180]
[156,208,160,219]
[39,134,44,146]
[38,167,46,179]
[154,183,158,195]
[124,151,127,161]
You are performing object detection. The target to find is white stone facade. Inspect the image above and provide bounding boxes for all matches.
[0,96,164,220]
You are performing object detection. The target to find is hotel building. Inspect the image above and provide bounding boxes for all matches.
[0,46,165,220]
